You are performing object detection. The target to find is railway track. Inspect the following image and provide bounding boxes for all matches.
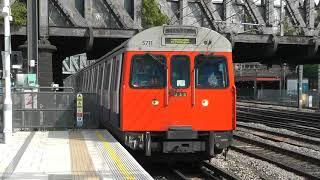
[237,123,320,152]
[232,134,320,179]
[237,107,320,138]
[172,161,239,180]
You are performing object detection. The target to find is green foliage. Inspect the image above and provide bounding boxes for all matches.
[304,65,318,79]
[142,0,169,28]
[0,0,27,25]
[11,0,27,26]
[283,17,297,35]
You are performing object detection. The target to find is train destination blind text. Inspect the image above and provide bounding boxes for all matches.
[165,38,196,45]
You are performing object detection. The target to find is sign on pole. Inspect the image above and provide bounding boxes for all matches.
[76,93,83,128]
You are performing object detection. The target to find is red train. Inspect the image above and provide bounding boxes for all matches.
[64,26,236,160]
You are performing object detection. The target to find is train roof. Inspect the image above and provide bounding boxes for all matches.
[125,26,232,52]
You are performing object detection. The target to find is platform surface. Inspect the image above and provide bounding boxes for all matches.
[0,130,153,180]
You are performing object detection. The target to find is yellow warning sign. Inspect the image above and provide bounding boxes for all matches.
[77,107,83,113]
[77,101,83,107]
[77,94,83,101]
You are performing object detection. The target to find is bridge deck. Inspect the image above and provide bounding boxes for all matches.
[0,130,152,180]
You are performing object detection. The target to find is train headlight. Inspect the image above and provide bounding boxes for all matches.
[202,99,209,107]
[152,99,159,106]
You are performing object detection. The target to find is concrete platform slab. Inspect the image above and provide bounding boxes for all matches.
[0,130,153,180]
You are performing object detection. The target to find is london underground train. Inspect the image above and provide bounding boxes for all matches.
[64,26,236,160]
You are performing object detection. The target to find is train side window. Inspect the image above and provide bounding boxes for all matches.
[98,65,103,92]
[84,71,88,91]
[104,63,111,90]
[170,55,190,88]
[130,55,166,88]
[195,55,229,88]
[113,57,120,91]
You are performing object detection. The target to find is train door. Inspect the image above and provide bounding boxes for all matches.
[193,54,233,130]
[110,54,123,129]
[102,61,111,125]
[99,63,105,124]
[168,55,192,126]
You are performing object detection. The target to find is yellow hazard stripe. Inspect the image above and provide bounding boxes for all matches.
[96,131,135,180]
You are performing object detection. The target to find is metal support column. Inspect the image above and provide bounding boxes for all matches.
[39,0,48,38]
[318,64,320,110]
[298,65,303,109]
[2,0,13,143]
[254,79,257,100]
[179,0,188,25]
[280,65,282,97]
[27,0,39,78]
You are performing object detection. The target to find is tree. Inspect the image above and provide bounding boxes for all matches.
[142,0,169,28]
[0,0,27,26]
[11,0,27,26]
[283,17,297,35]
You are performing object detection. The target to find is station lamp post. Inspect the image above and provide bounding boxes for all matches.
[2,0,13,143]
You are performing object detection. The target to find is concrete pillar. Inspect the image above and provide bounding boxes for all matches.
[179,0,188,25]
[298,65,303,109]
[38,38,57,87]
[19,39,57,88]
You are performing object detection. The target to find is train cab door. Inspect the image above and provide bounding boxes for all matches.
[193,55,233,130]
[167,55,192,126]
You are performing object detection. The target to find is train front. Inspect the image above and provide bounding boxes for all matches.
[121,26,236,160]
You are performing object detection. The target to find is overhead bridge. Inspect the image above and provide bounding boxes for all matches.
[1,0,320,84]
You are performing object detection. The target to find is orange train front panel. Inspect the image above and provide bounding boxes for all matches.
[121,51,235,131]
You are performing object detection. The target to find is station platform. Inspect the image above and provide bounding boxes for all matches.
[0,130,153,180]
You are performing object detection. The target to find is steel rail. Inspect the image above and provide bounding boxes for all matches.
[171,162,240,180]
[232,134,320,179]
[237,123,320,149]
[237,114,320,138]
[237,110,320,129]
[201,161,240,180]
[237,105,320,120]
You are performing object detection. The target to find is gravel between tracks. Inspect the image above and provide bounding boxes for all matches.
[237,121,320,142]
[210,150,305,180]
[236,131,320,159]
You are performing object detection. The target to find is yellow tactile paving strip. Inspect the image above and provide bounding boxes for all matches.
[96,131,135,180]
[69,131,99,180]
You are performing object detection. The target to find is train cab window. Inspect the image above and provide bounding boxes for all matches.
[171,55,190,88]
[130,55,166,88]
[195,55,228,88]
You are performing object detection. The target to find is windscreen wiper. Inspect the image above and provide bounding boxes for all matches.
[145,53,167,69]
[145,53,169,106]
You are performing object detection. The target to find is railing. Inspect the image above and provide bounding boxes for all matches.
[0,89,100,131]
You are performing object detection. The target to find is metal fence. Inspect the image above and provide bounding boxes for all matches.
[238,89,320,109]
[81,93,99,128]
[12,92,75,129]
[0,91,100,131]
